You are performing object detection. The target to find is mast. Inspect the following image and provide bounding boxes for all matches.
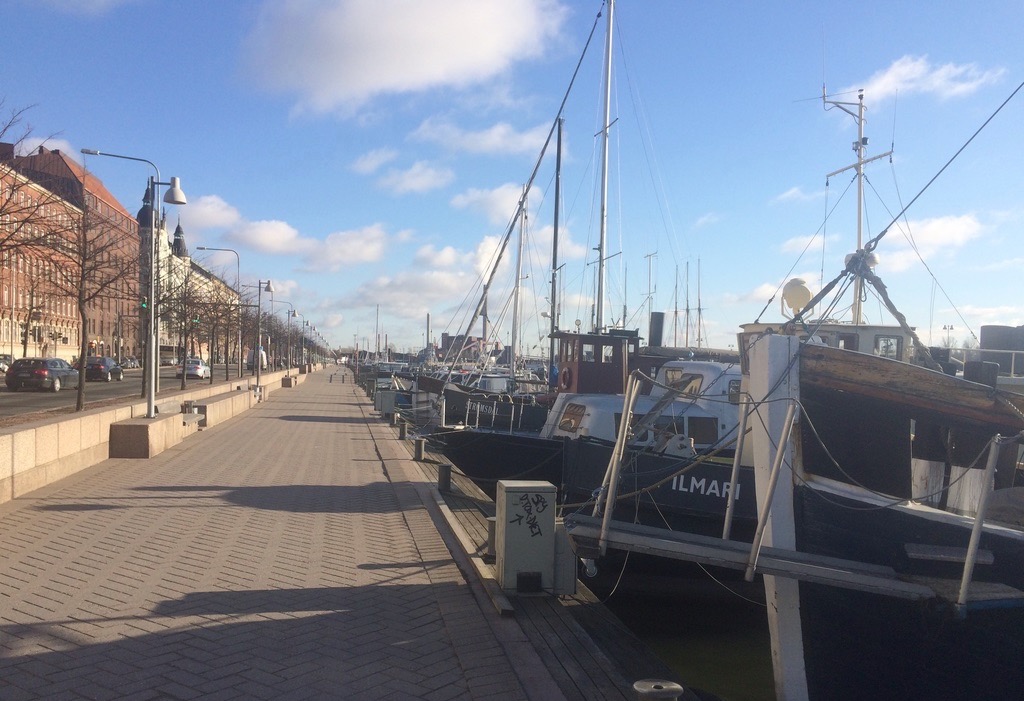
[684,261,690,347]
[824,89,891,325]
[696,258,703,348]
[594,0,614,332]
[549,118,563,386]
[672,264,679,347]
[511,185,527,387]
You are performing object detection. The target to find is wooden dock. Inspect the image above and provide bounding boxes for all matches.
[414,447,704,701]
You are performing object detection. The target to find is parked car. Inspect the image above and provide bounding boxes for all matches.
[84,356,125,382]
[175,357,210,379]
[0,353,12,373]
[119,356,139,369]
[5,357,80,392]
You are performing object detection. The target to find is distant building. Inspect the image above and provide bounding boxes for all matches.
[1,143,237,364]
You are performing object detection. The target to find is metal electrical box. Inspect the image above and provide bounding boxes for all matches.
[374,389,396,417]
[495,480,557,594]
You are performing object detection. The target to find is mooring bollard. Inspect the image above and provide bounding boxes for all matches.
[398,422,408,440]
[390,412,399,426]
[437,463,452,493]
[414,438,426,461]
[633,679,685,700]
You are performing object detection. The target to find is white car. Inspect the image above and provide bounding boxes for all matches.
[175,358,210,379]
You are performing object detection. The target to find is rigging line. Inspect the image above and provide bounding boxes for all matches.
[864,76,1024,255]
[751,175,856,324]
[616,20,683,264]
[451,5,606,369]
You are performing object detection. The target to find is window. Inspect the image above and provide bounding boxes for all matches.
[661,369,704,395]
[557,403,587,433]
[874,335,902,359]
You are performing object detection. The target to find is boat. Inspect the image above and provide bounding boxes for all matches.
[428,328,757,540]
[564,85,1024,699]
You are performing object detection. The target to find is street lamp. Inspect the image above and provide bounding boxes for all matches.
[255,280,274,395]
[943,324,955,346]
[81,148,187,419]
[196,246,242,379]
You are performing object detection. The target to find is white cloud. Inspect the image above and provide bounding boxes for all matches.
[377,161,455,194]
[182,194,242,230]
[305,224,388,271]
[242,0,569,116]
[780,233,832,255]
[881,214,982,272]
[415,244,462,268]
[451,182,525,226]
[19,137,76,159]
[225,219,313,255]
[351,148,398,174]
[774,186,823,203]
[693,212,720,228]
[411,117,551,155]
[848,55,1004,102]
[344,269,475,319]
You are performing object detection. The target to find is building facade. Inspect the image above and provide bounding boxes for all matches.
[1,143,237,365]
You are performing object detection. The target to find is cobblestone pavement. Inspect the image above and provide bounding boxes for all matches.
[0,370,563,700]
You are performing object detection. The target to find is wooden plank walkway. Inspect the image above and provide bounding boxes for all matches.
[412,441,701,701]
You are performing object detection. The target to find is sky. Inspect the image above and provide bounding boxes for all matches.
[3,0,1023,356]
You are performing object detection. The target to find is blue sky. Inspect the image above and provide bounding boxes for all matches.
[3,0,1023,355]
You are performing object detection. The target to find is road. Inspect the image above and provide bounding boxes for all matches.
[0,364,258,418]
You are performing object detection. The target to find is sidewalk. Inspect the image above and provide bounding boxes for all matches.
[0,369,565,700]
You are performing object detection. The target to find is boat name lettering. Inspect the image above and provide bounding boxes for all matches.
[508,492,549,537]
[670,475,740,500]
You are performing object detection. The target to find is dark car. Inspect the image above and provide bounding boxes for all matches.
[84,356,125,382]
[5,357,81,392]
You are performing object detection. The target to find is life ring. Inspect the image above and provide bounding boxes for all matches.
[558,366,572,390]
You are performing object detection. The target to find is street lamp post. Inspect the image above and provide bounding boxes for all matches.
[255,280,274,395]
[81,149,187,419]
[196,246,242,379]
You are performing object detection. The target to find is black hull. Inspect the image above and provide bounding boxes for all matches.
[429,428,758,539]
[794,485,1024,701]
[562,439,757,539]
[426,430,564,498]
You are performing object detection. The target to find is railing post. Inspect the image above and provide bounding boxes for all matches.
[957,434,1006,614]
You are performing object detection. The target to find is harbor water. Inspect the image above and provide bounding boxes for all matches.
[593,560,776,701]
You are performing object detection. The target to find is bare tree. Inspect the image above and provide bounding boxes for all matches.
[42,200,139,410]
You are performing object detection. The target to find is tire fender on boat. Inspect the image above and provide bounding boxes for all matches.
[559,366,572,390]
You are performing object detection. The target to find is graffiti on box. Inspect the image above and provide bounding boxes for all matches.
[507,492,550,537]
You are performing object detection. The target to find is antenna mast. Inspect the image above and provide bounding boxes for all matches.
[824,89,891,324]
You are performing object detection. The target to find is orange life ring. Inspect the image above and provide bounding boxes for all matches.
[558,366,572,390]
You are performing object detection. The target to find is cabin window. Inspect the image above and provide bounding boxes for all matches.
[836,333,859,351]
[687,416,719,445]
[557,402,587,433]
[874,335,903,359]
[661,370,703,395]
[602,344,616,362]
[728,379,742,404]
[560,339,576,363]
[582,343,595,362]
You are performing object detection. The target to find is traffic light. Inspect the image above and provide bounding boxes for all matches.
[192,316,200,325]
[140,297,149,310]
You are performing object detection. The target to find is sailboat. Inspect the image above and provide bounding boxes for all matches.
[425,1,759,543]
